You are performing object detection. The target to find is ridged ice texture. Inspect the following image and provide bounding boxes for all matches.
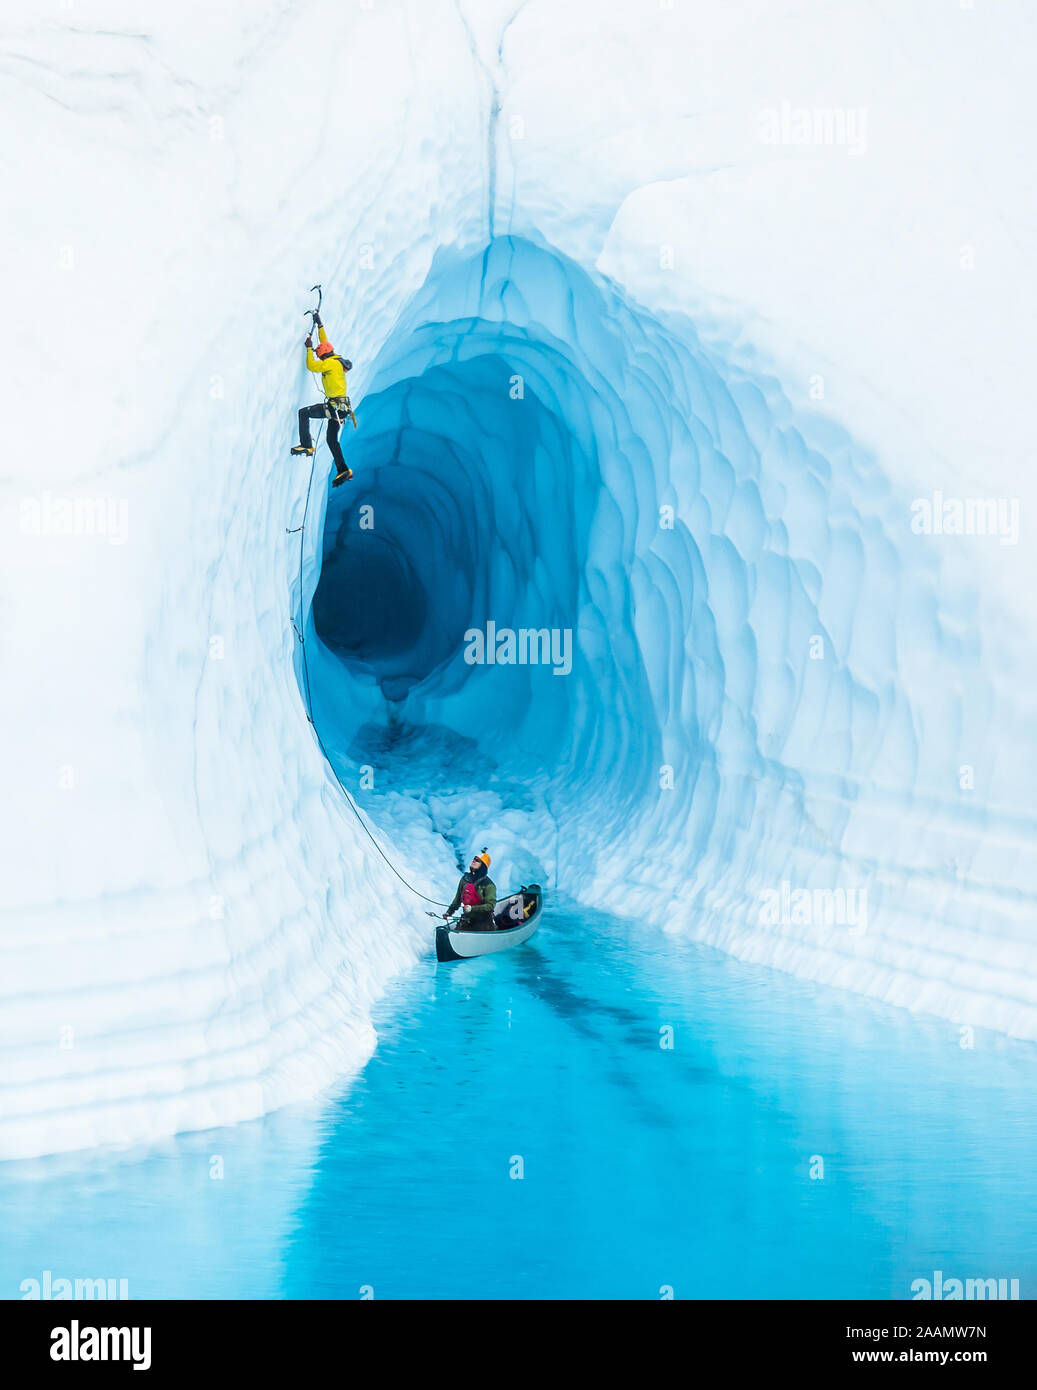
[311,235,1037,1041]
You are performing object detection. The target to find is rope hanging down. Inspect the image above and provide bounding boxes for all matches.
[287,373,448,909]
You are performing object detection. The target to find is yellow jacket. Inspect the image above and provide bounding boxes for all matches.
[306,324,348,399]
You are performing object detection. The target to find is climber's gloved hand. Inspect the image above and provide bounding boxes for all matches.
[305,335,313,349]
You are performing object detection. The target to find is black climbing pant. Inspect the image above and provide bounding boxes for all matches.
[298,403,346,472]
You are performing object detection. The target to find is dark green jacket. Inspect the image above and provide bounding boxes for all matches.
[447,873,497,923]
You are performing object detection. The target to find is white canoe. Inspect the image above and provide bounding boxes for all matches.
[435,884,543,961]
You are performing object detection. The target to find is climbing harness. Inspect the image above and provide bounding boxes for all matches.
[324,395,357,430]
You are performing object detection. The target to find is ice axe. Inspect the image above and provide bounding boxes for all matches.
[304,283,323,331]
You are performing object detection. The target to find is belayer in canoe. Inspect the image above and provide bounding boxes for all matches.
[435,880,543,960]
[443,848,496,929]
[291,308,357,486]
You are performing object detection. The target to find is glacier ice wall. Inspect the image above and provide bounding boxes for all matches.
[308,233,1037,1041]
[2,0,1035,1159]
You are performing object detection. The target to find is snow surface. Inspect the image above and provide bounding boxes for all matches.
[2,0,1035,1158]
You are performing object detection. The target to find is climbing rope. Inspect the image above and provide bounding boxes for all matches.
[287,347,448,909]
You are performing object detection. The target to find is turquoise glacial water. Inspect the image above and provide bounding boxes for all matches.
[3,900,1034,1300]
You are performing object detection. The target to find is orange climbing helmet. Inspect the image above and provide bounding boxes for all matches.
[473,848,492,869]
[315,341,334,358]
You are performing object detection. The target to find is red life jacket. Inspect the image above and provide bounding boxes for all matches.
[462,880,483,907]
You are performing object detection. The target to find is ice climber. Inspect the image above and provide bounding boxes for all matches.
[291,314,356,486]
